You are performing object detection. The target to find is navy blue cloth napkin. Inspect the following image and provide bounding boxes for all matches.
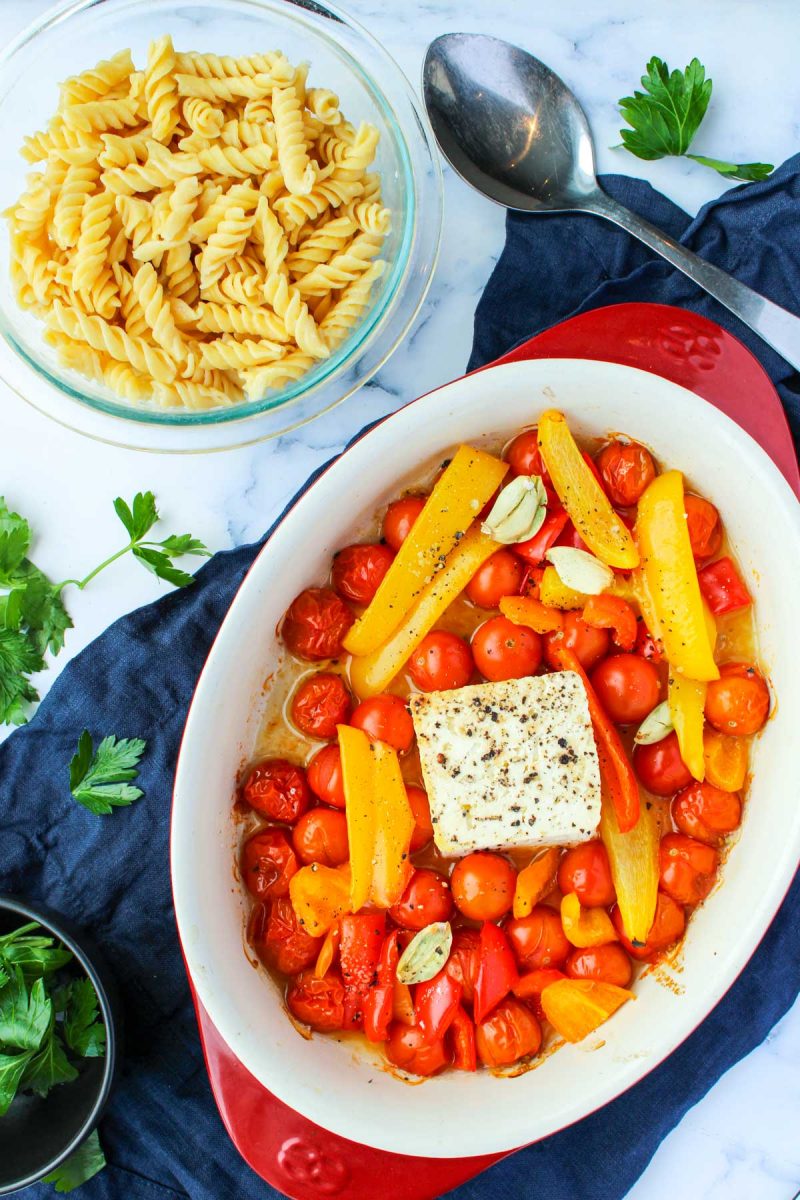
[3,160,799,1200]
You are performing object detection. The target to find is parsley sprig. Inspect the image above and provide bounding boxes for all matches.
[69,731,147,815]
[618,57,774,182]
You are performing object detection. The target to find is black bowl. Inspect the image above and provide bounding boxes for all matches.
[0,896,121,1195]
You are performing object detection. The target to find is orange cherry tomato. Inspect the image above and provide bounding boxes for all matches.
[445,928,481,1006]
[506,906,571,972]
[350,694,415,752]
[633,731,693,796]
[382,496,427,552]
[466,549,526,610]
[286,970,346,1031]
[385,1022,450,1076]
[408,631,473,692]
[590,654,661,725]
[451,852,517,922]
[256,895,322,976]
[557,841,616,908]
[671,781,742,844]
[291,673,352,740]
[472,615,542,682]
[565,944,632,988]
[612,891,686,961]
[475,997,542,1067]
[684,494,722,561]
[544,611,611,671]
[705,663,770,736]
[292,808,350,867]
[512,967,565,1002]
[282,587,354,661]
[331,543,395,605]
[389,869,454,930]
[406,785,434,851]
[505,428,551,486]
[240,829,298,900]
[596,440,656,508]
[306,744,346,809]
[240,758,310,824]
[659,832,719,906]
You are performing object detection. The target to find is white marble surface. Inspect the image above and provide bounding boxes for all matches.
[1,1,798,1197]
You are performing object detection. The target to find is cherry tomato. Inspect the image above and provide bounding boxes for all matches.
[590,653,661,725]
[406,785,434,851]
[350,694,414,752]
[557,841,616,908]
[451,852,517,922]
[408,631,473,692]
[306,744,346,809]
[475,997,542,1068]
[566,944,632,988]
[612,891,685,961]
[259,895,322,975]
[466,549,525,609]
[705,663,770,736]
[544,611,610,671]
[659,832,719,906]
[331,543,394,605]
[282,588,354,661]
[291,673,351,740]
[444,928,481,1006]
[684,494,722,561]
[385,1022,450,1076]
[240,829,298,900]
[286,970,346,1031]
[634,618,662,662]
[506,906,571,971]
[240,758,310,824]
[389,869,454,930]
[505,428,550,485]
[596,441,656,508]
[671,780,742,844]
[382,496,427,551]
[633,731,693,796]
[472,616,542,682]
[292,807,349,867]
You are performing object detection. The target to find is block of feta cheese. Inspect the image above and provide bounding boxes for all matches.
[410,671,601,855]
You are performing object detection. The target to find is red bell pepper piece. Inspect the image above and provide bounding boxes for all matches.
[415,969,462,1046]
[582,594,638,651]
[473,921,518,1023]
[449,1005,477,1072]
[547,642,640,832]
[339,913,385,1030]
[363,931,399,1043]
[512,508,569,566]
[634,617,662,662]
[582,451,608,493]
[697,556,751,615]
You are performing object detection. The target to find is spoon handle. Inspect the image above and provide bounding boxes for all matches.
[584,190,800,372]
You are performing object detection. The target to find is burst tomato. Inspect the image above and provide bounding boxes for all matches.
[544,611,610,671]
[671,781,742,844]
[282,588,354,661]
[240,758,310,824]
[705,663,770,736]
[240,829,298,900]
[350,694,415,752]
[291,673,351,739]
[389,869,454,930]
[466,549,526,609]
[565,944,632,988]
[445,928,481,1006]
[331,543,394,605]
[633,731,693,796]
[292,807,349,867]
[557,841,616,908]
[408,631,473,692]
[306,744,346,808]
[385,1022,450,1076]
[406,785,434,851]
[590,654,661,725]
[286,970,346,1031]
[472,616,542,682]
[475,998,542,1067]
[259,895,322,975]
[595,440,656,507]
[506,907,570,971]
[505,428,550,484]
[451,852,517,922]
[612,891,685,961]
[382,496,427,551]
[684,494,722,561]
[659,833,719,906]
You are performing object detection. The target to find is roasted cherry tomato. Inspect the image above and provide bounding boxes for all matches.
[505,428,550,486]
[595,440,656,508]
[634,618,662,662]
[306,744,346,809]
[671,780,742,844]
[408,631,473,692]
[350,694,415,752]
[291,673,352,740]
[259,895,322,975]
[705,663,770,736]
[475,998,542,1068]
[382,496,427,551]
[466,549,525,610]
[451,852,517,922]
[389,869,454,930]
[282,588,354,661]
[633,731,693,796]
[406,785,434,851]
[331,543,394,605]
[444,928,481,1006]
[557,841,616,908]
[240,829,298,900]
[659,832,719,906]
[590,653,661,725]
[385,1022,450,1076]
[292,807,349,867]
[240,758,310,824]
[472,615,542,682]
[565,944,632,988]
[684,494,722,561]
[286,970,346,1032]
[506,906,570,972]
[612,891,685,961]
[544,611,610,671]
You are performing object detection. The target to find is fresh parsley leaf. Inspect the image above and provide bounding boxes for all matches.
[156,533,211,558]
[61,979,106,1058]
[69,731,147,815]
[0,499,31,580]
[0,627,43,726]
[132,546,196,588]
[0,966,8,990]
[0,969,52,1052]
[20,1027,78,1098]
[0,925,73,980]
[113,491,158,541]
[685,154,774,182]
[0,1049,34,1115]
[43,1130,106,1193]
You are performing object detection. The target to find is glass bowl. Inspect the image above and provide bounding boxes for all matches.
[0,0,442,451]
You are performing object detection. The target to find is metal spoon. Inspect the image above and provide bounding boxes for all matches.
[422,33,800,371]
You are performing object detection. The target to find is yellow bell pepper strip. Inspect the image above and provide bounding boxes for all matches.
[537,410,640,569]
[538,565,589,611]
[289,863,351,938]
[668,673,707,782]
[541,979,634,1043]
[635,471,720,682]
[344,445,508,657]
[513,847,561,919]
[703,729,749,792]
[599,778,658,946]
[314,921,340,978]
[348,527,499,699]
[560,892,618,948]
[338,725,376,912]
[369,740,415,908]
[499,595,564,634]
